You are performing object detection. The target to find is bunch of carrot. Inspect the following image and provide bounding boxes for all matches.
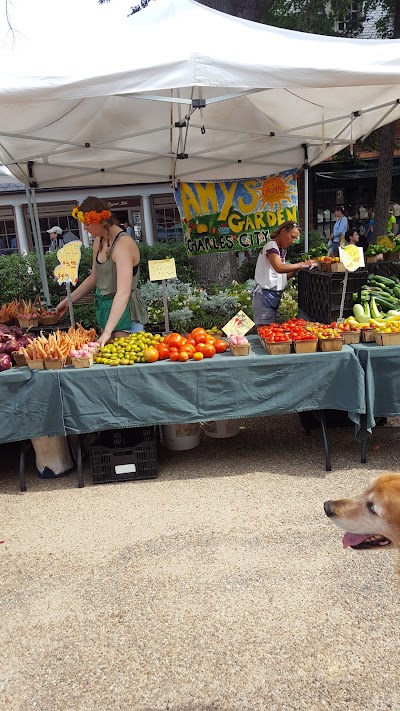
[20,324,97,361]
[0,301,19,322]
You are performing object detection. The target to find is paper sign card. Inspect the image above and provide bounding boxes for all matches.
[339,245,365,272]
[148,258,177,282]
[54,241,82,285]
[222,310,255,337]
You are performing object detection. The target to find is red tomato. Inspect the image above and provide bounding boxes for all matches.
[143,347,159,363]
[195,333,207,345]
[168,333,185,348]
[157,345,170,360]
[191,327,207,340]
[202,344,216,358]
[213,339,228,353]
[169,351,179,361]
[179,351,189,362]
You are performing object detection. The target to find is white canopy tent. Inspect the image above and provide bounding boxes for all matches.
[1,0,400,300]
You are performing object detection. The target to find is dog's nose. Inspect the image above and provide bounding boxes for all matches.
[324,500,335,517]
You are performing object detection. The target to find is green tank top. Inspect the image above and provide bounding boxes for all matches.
[95,232,148,324]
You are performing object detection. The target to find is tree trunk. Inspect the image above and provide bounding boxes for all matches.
[372,0,400,242]
[192,252,238,286]
[373,122,396,241]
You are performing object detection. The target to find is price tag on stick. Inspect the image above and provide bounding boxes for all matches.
[53,241,82,329]
[337,246,365,322]
[148,258,177,333]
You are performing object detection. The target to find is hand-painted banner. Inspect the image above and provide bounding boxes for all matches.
[174,170,298,256]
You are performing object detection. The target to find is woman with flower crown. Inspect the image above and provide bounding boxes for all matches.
[56,196,148,346]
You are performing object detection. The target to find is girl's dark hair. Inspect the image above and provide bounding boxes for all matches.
[345,228,357,239]
[79,196,119,229]
[270,220,299,240]
[335,205,347,216]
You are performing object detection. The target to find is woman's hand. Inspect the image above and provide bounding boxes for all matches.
[300,259,317,268]
[55,299,69,319]
[96,330,112,348]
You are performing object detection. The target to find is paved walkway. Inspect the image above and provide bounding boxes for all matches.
[1,415,399,711]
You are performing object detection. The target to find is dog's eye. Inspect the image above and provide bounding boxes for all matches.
[367,501,377,515]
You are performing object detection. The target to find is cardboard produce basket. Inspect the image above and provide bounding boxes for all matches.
[18,317,39,328]
[12,351,27,367]
[341,330,361,344]
[361,328,376,343]
[375,331,400,346]
[265,340,292,355]
[318,337,343,352]
[27,359,45,370]
[39,313,59,326]
[366,254,384,264]
[292,339,318,354]
[71,354,94,368]
[44,358,66,370]
[229,343,250,356]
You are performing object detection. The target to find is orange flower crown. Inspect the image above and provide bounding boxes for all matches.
[72,206,111,225]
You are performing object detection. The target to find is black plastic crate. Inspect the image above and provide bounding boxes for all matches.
[90,426,158,484]
[298,269,368,323]
[367,261,400,279]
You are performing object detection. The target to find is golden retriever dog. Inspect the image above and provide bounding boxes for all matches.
[324,473,400,553]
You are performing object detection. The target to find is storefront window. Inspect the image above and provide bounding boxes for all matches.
[0,218,18,254]
[27,213,80,251]
[154,206,183,243]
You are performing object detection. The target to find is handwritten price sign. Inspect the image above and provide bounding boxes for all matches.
[54,241,82,285]
[222,310,255,337]
[148,258,177,282]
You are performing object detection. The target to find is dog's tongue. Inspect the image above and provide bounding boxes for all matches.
[342,532,372,548]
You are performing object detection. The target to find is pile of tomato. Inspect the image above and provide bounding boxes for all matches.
[258,318,317,343]
[152,327,228,362]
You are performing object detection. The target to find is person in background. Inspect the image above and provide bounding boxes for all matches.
[56,196,148,345]
[393,201,400,235]
[252,221,315,325]
[122,220,135,239]
[365,209,374,243]
[388,208,396,236]
[47,226,64,251]
[330,206,348,256]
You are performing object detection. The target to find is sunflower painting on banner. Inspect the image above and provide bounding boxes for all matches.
[174,170,299,257]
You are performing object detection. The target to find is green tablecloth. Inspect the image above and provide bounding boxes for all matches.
[351,342,400,433]
[0,337,366,444]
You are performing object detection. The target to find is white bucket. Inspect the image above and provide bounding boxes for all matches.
[203,419,240,439]
[162,423,201,451]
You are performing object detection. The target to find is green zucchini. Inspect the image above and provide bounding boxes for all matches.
[373,275,397,287]
[393,286,400,299]
[372,294,399,313]
[370,297,382,320]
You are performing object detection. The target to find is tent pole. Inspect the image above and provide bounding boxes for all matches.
[303,144,309,254]
[25,186,51,306]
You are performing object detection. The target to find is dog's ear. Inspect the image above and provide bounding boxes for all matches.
[371,474,400,529]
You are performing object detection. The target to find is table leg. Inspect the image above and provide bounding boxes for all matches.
[77,435,84,488]
[361,437,367,464]
[19,440,28,492]
[315,411,332,472]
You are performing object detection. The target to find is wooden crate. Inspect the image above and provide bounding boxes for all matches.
[366,254,384,264]
[331,262,346,273]
[341,331,361,344]
[375,331,400,346]
[318,337,343,352]
[292,339,318,354]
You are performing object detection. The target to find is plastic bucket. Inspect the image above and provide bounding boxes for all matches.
[162,423,201,451]
[203,419,240,439]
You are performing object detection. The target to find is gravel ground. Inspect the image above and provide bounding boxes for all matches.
[1,414,400,711]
